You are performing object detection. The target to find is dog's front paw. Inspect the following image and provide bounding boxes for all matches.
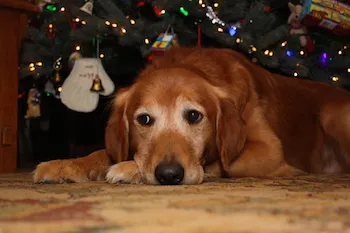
[33,160,89,184]
[106,161,142,184]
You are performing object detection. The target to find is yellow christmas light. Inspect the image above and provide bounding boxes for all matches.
[29,66,35,72]
[160,10,166,14]
[36,62,42,67]
[300,50,305,55]
[198,0,203,4]
[144,38,149,44]
[112,23,117,28]
[75,18,80,22]
[252,47,257,52]
[75,45,81,51]
[281,41,287,47]
[81,20,87,25]
[105,21,111,26]
[29,63,35,68]
[58,87,62,92]
[100,54,105,58]
[344,45,348,49]
[130,19,135,25]
[332,76,339,82]
[236,38,241,43]
[217,28,223,32]
[60,7,65,12]
[293,72,298,77]
[201,3,206,7]
[269,51,273,56]
[338,50,343,55]
[348,68,350,73]
[214,3,219,7]
[121,27,127,34]
[264,50,269,56]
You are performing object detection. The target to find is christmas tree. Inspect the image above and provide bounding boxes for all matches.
[20,0,350,103]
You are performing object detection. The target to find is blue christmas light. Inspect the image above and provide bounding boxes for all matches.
[228,26,237,36]
[286,50,294,57]
[319,52,329,66]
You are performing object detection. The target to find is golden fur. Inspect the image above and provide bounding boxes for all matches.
[33,47,350,185]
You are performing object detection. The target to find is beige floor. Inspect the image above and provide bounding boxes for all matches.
[0,173,350,233]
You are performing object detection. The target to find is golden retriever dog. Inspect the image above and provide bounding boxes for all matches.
[33,47,350,185]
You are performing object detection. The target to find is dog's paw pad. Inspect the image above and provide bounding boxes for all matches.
[106,162,142,184]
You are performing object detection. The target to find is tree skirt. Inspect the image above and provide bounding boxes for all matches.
[0,173,349,233]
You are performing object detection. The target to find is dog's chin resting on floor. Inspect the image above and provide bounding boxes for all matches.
[33,47,350,185]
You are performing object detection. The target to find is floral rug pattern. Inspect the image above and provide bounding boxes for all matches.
[0,173,350,233]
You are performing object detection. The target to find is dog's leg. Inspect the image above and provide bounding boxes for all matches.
[320,104,350,172]
[33,149,111,183]
[106,161,142,184]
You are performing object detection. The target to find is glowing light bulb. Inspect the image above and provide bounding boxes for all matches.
[236,38,241,43]
[264,50,269,56]
[29,63,35,68]
[130,19,135,25]
[81,20,87,25]
[36,62,42,67]
[338,50,343,55]
[269,51,274,56]
[121,28,127,34]
[281,41,287,47]
[348,68,350,73]
[75,45,81,51]
[293,72,298,77]
[75,18,80,22]
[100,54,104,58]
[201,4,206,7]
[112,23,117,28]
[29,66,35,72]
[217,28,223,32]
[48,24,53,28]
[160,10,166,14]
[58,87,62,92]
[145,38,149,44]
[198,0,203,4]
[252,47,257,52]
[332,76,339,82]
[105,21,111,26]
[214,3,219,7]
[344,45,348,49]
[300,50,305,55]
[60,7,65,12]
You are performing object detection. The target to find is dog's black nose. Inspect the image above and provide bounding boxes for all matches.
[155,162,184,185]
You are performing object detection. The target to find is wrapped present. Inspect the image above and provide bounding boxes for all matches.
[302,0,350,35]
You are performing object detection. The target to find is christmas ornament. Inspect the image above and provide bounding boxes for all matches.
[60,58,114,112]
[80,0,94,15]
[46,23,56,39]
[24,88,41,119]
[90,75,105,92]
[288,1,315,53]
[52,57,62,83]
[150,26,179,57]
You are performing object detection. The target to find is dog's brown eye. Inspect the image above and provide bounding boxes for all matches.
[137,114,154,126]
[185,110,203,124]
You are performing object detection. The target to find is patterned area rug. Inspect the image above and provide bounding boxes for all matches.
[0,173,350,233]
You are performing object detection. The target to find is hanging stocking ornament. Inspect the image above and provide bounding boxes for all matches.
[80,0,94,15]
[24,88,41,119]
[60,38,114,112]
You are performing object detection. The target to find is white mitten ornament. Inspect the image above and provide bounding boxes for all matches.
[60,58,115,112]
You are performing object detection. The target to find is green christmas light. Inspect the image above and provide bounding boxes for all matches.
[46,5,57,12]
[180,7,188,16]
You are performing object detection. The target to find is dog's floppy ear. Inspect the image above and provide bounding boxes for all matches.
[216,97,247,177]
[105,87,132,163]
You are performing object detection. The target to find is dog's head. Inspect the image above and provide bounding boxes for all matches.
[106,48,250,185]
